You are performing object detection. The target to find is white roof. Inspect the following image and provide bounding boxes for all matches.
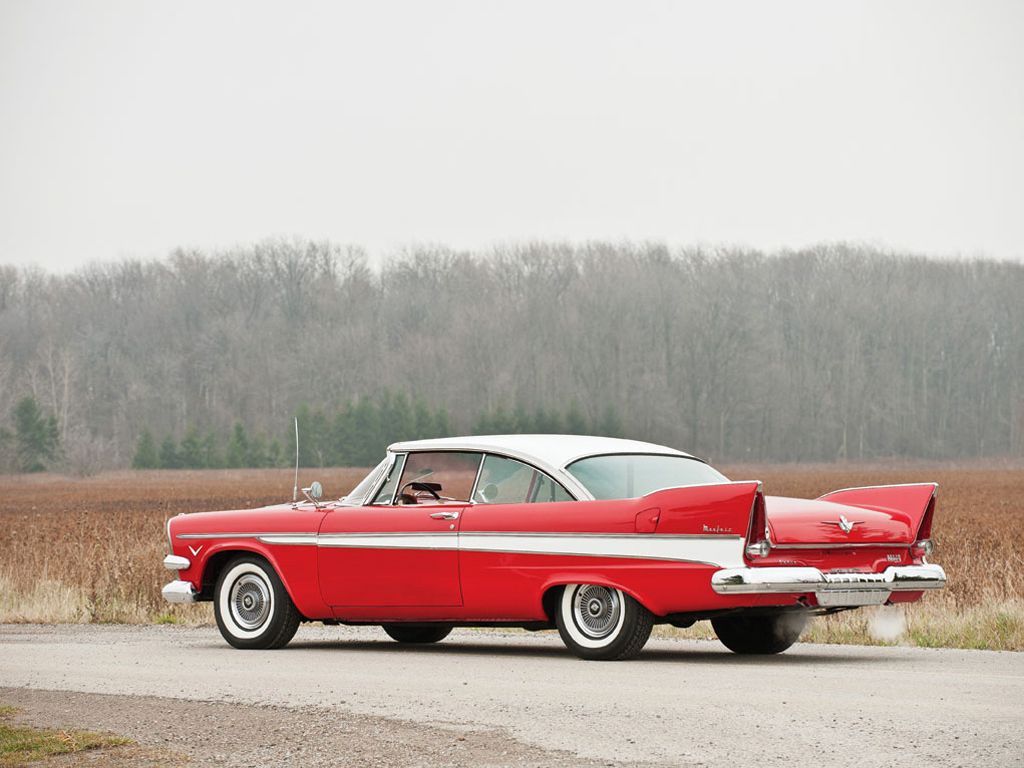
[387,434,692,472]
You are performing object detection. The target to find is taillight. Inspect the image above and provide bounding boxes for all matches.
[911,539,934,558]
[745,486,770,559]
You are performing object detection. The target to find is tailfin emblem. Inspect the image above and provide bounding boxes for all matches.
[822,514,863,534]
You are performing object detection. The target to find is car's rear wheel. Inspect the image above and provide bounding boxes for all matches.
[555,584,653,660]
[711,611,808,654]
[381,624,453,644]
[214,555,301,650]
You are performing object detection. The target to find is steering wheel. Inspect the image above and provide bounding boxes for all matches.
[399,481,442,503]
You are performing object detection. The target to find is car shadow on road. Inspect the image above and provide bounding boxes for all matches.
[281,638,886,665]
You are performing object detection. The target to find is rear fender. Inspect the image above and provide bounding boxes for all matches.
[642,481,761,536]
[539,577,656,619]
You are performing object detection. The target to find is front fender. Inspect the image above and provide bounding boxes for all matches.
[177,538,330,620]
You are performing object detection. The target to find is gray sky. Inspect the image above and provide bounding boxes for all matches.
[1,0,1022,271]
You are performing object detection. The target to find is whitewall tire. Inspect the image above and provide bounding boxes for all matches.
[214,555,301,649]
[555,584,653,660]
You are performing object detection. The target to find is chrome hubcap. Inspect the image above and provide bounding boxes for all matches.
[572,585,620,639]
[230,573,271,630]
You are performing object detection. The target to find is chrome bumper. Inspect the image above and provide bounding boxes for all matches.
[163,554,191,571]
[711,564,946,607]
[162,580,197,604]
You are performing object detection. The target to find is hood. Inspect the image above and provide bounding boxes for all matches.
[168,502,321,537]
[765,495,915,546]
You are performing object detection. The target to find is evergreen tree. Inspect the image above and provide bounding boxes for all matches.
[132,429,159,469]
[379,390,414,443]
[247,433,269,467]
[533,406,563,434]
[512,403,533,434]
[595,404,624,438]
[291,404,319,467]
[412,397,434,439]
[226,422,249,468]
[267,438,284,468]
[490,405,517,433]
[179,427,204,468]
[433,407,452,439]
[330,403,356,466]
[159,435,180,469]
[564,400,588,434]
[472,411,493,434]
[350,396,381,465]
[202,430,222,468]
[13,396,59,472]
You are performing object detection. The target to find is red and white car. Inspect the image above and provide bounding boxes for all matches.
[162,435,945,660]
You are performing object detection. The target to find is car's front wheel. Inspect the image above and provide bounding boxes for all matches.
[555,584,653,660]
[381,624,453,644]
[214,555,301,649]
[711,611,808,654]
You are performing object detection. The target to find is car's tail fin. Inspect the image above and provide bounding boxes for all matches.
[816,483,937,536]
[637,481,760,538]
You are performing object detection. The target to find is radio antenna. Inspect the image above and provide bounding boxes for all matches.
[293,416,300,503]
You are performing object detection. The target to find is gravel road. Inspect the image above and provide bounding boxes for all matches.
[1,624,1022,767]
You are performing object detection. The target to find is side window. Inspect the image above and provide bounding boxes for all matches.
[529,471,575,503]
[473,455,574,504]
[370,454,407,505]
[396,451,481,504]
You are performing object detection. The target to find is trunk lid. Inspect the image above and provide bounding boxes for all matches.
[765,495,915,546]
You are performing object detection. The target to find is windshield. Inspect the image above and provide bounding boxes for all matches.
[566,454,727,500]
[339,458,388,506]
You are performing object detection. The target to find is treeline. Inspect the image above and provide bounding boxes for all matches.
[1,239,1022,473]
[131,393,624,469]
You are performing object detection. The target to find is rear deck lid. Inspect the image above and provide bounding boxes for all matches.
[765,496,915,546]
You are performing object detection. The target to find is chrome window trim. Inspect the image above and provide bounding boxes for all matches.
[368,452,408,506]
[341,457,391,507]
[561,450,709,470]
[387,449,484,505]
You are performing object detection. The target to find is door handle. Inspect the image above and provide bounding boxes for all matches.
[430,511,459,520]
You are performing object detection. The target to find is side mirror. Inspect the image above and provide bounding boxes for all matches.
[301,481,324,505]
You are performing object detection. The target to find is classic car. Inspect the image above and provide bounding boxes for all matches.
[162,434,946,660]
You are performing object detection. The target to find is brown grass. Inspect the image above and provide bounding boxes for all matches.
[0,463,1021,649]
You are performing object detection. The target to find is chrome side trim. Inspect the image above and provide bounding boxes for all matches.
[172,529,744,566]
[161,580,197,603]
[816,482,939,499]
[318,532,457,549]
[710,563,947,596]
[770,542,912,550]
[257,534,319,546]
[163,554,190,570]
[177,531,318,540]
[458,532,745,567]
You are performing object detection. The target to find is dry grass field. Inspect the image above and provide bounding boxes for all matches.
[0,463,1020,650]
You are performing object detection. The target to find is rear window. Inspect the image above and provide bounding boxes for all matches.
[566,454,726,500]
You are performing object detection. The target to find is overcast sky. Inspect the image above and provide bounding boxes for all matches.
[1,0,1022,271]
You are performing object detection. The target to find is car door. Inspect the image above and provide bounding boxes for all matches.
[317,451,481,608]
[457,454,582,618]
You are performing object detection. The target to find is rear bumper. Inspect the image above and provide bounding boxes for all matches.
[162,580,197,604]
[711,564,946,607]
